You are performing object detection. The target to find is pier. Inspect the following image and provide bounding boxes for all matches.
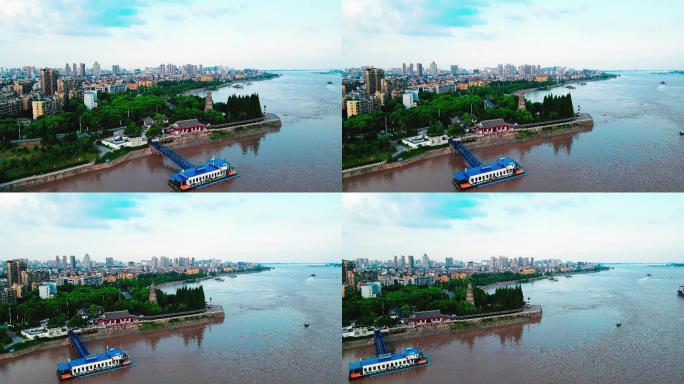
[56,331,134,381]
[149,140,195,170]
[448,139,482,168]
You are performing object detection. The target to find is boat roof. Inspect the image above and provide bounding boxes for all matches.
[348,347,420,370]
[57,348,125,371]
[169,158,230,182]
[453,157,518,181]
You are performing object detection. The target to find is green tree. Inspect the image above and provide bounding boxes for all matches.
[426,120,445,137]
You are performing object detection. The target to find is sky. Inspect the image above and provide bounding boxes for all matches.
[343,0,684,70]
[343,194,684,264]
[0,194,341,263]
[0,0,341,69]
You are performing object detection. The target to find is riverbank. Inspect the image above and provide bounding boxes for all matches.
[342,305,542,350]
[0,115,281,191]
[179,73,280,96]
[0,305,224,361]
[343,115,594,179]
[480,268,612,291]
[155,266,274,289]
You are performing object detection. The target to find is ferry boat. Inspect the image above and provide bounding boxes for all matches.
[348,330,429,380]
[452,157,527,190]
[168,156,239,191]
[57,348,133,381]
[678,286,684,296]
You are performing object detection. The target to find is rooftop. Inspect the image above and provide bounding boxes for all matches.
[169,158,231,182]
[349,347,421,370]
[171,119,204,129]
[102,310,132,321]
[453,157,518,181]
[478,118,510,128]
[413,310,443,319]
[57,348,126,371]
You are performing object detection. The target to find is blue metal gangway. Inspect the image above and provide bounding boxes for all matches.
[149,141,195,170]
[373,330,388,356]
[449,139,482,168]
[68,330,90,358]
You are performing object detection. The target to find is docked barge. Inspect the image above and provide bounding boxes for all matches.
[348,330,429,380]
[168,156,239,191]
[149,140,239,191]
[57,331,134,381]
[449,139,527,190]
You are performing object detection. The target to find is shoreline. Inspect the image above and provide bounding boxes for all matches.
[0,306,224,361]
[343,306,542,350]
[180,74,280,96]
[0,115,282,191]
[343,116,594,179]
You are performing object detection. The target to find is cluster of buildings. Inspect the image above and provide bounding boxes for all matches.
[0,255,261,306]
[342,255,601,298]
[342,61,606,119]
[0,62,268,123]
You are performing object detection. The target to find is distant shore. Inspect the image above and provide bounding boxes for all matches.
[180,73,280,96]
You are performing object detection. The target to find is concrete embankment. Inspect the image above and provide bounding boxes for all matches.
[342,306,542,349]
[0,306,224,361]
[0,116,281,191]
[343,116,594,179]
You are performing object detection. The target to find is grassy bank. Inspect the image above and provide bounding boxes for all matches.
[95,144,148,164]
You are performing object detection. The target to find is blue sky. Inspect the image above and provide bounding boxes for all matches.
[0,194,341,263]
[343,194,684,263]
[0,0,341,69]
[343,0,684,70]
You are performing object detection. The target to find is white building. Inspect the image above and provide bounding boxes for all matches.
[39,282,57,299]
[402,90,419,109]
[401,129,448,149]
[361,282,382,298]
[83,91,98,110]
[21,326,68,340]
[101,135,147,150]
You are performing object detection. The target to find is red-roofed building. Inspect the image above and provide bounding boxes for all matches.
[168,119,205,135]
[474,119,512,135]
[98,310,135,326]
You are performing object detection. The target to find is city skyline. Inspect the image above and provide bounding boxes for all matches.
[343,194,684,263]
[343,0,684,70]
[0,0,341,69]
[0,194,341,263]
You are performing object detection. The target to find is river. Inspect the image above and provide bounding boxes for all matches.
[343,71,684,192]
[27,71,341,192]
[342,264,684,383]
[0,264,342,384]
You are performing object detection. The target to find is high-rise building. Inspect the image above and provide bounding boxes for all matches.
[6,259,27,287]
[342,260,355,284]
[402,63,407,76]
[445,257,454,267]
[421,253,430,268]
[62,255,67,268]
[83,91,98,110]
[65,63,70,76]
[409,63,414,77]
[83,254,91,269]
[106,257,114,267]
[72,63,77,75]
[401,255,406,268]
[416,63,423,78]
[364,67,384,95]
[40,68,58,96]
[70,255,76,270]
[429,61,437,76]
[92,61,101,77]
[393,255,398,268]
[450,65,459,75]
[112,64,120,75]
[408,255,414,271]
[80,63,86,78]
